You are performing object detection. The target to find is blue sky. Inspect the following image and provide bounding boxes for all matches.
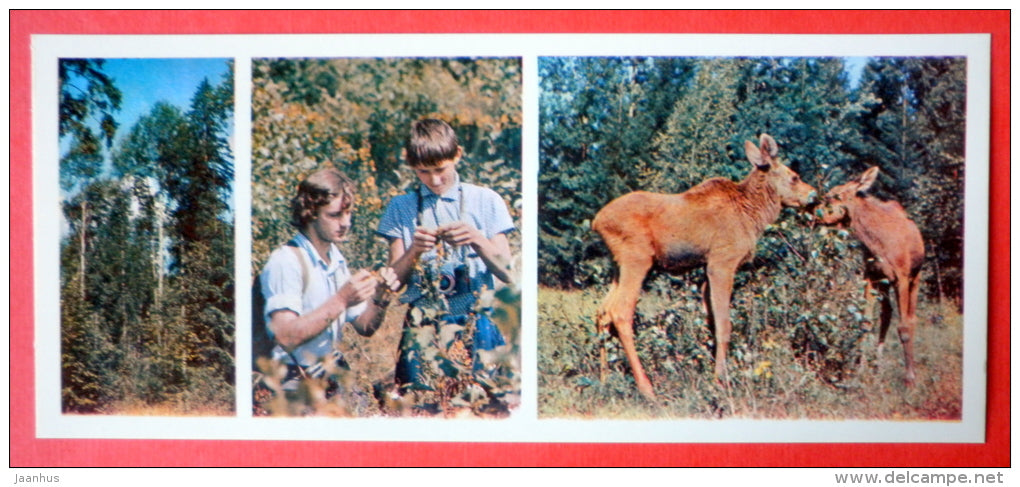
[59,57,232,204]
[102,58,232,144]
[59,58,234,232]
[844,56,869,88]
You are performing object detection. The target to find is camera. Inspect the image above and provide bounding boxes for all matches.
[438,262,470,296]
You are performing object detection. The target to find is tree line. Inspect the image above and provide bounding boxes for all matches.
[60,59,235,414]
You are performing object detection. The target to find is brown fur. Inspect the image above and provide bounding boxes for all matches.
[816,166,925,385]
[593,134,817,399]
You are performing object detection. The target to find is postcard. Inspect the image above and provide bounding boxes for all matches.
[16,13,1005,471]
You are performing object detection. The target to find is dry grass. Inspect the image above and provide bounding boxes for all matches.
[98,401,234,417]
[338,302,408,387]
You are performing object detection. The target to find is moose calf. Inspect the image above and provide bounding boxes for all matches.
[816,166,924,385]
[593,133,817,399]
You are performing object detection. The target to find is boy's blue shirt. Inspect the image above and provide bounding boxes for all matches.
[376,176,514,314]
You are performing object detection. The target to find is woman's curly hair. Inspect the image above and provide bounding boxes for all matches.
[290,168,356,229]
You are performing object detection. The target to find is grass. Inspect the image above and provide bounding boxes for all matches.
[538,285,963,420]
[95,400,234,417]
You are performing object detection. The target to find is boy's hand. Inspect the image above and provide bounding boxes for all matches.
[374,267,402,297]
[410,227,439,255]
[337,269,377,307]
[437,221,483,247]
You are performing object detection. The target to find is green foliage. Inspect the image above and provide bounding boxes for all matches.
[59,59,122,193]
[254,286,522,418]
[650,58,743,188]
[251,57,522,272]
[539,56,965,305]
[398,263,521,416]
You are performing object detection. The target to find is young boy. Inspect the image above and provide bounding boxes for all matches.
[259,168,399,395]
[376,118,516,390]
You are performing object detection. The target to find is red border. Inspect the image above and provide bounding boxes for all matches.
[10,10,1009,467]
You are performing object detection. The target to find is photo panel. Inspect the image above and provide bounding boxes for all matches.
[53,57,237,416]
[248,57,523,418]
[537,55,970,423]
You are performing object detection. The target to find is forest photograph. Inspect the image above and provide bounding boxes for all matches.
[250,57,523,418]
[59,58,236,415]
[537,56,967,420]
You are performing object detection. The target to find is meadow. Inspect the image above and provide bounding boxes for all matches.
[537,282,963,420]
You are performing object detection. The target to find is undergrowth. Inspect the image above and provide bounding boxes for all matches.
[538,225,963,420]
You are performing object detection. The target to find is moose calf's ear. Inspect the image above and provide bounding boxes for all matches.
[759,133,779,157]
[857,166,880,193]
[745,140,770,170]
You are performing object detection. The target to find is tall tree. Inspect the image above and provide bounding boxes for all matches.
[172,69,236,400]
[113,102,189,301]
[651,58,743,188]
[59,59,122,298]
[729,57,872,187]
[60,180,126,412]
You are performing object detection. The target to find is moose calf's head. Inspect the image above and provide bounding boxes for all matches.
[816,165,880,225]
[745,134,818,209]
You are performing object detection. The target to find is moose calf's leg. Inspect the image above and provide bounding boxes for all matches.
[707,263,737,381]
[596,275,655,398]
[863,280,876,327]
[701,281,711,315]
[596,283,617,383]
[858,279,879,371]
[614,313,654,399]
[896,279,917,386]
[874,281,893,359]
[607,262,655,399]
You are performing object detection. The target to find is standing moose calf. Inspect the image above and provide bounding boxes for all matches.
[593,133,817,399]
[816,166,924,386]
